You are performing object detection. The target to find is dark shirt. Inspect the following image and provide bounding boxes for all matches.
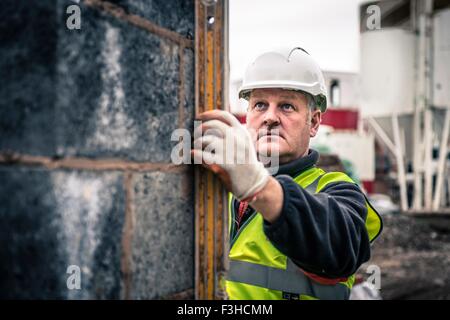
[231,149,371,279]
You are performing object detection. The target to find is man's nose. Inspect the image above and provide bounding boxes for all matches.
[263,105,280,128]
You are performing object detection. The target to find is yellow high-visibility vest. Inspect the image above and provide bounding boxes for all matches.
[225,167,382,300]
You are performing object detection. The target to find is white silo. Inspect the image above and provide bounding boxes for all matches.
[360,29,415,117]
[360,1,450,213]
[433,8,450,108]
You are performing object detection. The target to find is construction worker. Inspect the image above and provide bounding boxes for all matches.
[192,47,382,300]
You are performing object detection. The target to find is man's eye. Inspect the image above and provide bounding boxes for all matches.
[254,102,267,111]
[280,104,295,111]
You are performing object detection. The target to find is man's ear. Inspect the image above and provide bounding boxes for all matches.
[310,110,322,137]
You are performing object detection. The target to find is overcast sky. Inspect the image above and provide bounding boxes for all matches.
[230,0,369,81]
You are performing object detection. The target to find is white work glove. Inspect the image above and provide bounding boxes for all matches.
[192,110,269,201]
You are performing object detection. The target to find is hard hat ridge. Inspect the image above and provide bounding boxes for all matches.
[239,47,328,112]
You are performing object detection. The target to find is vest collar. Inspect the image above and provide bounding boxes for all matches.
[274,149,319,178]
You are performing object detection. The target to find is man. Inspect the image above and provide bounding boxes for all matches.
[192,47,382,300]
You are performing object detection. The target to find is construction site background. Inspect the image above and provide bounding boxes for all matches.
[1,0,450,300]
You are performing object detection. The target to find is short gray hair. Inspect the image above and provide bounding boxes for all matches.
[304,92,318,111]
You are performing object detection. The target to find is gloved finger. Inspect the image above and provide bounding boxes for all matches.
[194,136,226,165]
[197,110,242,128]
[194,119,231,139]
[191,149,220,166]
[191,150,233,191]
[193,123,224,141]
[193,135,224,151]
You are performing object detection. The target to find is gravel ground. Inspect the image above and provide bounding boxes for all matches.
[358,214,450,299]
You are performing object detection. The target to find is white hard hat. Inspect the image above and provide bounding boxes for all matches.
[238,47,328,112]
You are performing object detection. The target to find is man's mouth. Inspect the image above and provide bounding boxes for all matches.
[257,130,283,140]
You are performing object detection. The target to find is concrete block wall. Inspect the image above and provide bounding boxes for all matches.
[0,0,195,299]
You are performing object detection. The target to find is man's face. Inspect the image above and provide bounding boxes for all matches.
[246,88,321,164]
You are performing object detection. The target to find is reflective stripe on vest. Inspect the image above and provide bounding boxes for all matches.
[227,259,350,300]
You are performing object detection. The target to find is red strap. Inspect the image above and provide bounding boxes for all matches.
[236,201,248,230]
[301,269,348,285]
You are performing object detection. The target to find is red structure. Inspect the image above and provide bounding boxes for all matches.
[321,108,359,130]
